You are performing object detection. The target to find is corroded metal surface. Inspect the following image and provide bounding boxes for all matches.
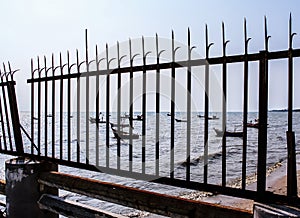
[39,171,252,218]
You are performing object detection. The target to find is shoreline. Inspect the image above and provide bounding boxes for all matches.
[178,158,299,213]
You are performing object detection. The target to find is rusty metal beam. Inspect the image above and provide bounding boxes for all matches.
[38,194,126,218]
[39,172,252,218]
[27,48,300,84]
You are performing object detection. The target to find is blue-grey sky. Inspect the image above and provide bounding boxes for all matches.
[1,0,300,112]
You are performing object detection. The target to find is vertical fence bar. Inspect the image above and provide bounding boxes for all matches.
[170,31,176,179]
[0,75,9,151]
[51,54,56,158]
[6,79,24,154]
[221,22,229,187]
[37,57,41,155]
[95,45,100,167]
[257,50,268,195]
[117,41,122,170]
[142,37,149,174]
[76,50,81,163]
[155,34,163,176]
[242,19,251,190]
[106,44,110,168]
[287,13,297,197]
[85,29,90,165]
[257,17,270,195]
[59,53,64,160]
[129,39,135,172]
[67,51,72,162]
[204,25,212,184]
[31,59,35,154]
[186,28,192,182]
[0,79,7,150]
[44,57,48,157]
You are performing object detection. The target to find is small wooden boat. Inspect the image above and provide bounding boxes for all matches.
[247,122,259,128]
[120,113,130,119]
[128,115,143,121]
[167,113,172,116]
[89,117,106,124]
[175,118,187,122]
[111,128,139,140]
[197,115,219,120]
[213,128,243,137]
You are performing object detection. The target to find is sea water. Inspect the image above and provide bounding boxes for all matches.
[0,111,299,216]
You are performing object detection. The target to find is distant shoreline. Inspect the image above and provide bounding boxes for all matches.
[269,109,300,112]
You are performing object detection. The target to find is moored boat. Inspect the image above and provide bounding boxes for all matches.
[89,117,106,124]
[213,128,243,137]
[111,128,139,140]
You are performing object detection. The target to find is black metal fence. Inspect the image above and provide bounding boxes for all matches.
[1,16,300,205]
[0,63,23,155]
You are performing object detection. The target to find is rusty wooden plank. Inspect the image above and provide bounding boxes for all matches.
[39,172,252,218]
[38,194,126,218]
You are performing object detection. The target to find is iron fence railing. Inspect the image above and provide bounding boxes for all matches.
[0,63,23,155]
[1,15,300,205]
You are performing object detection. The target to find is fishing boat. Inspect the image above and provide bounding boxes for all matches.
[213,128,243,137]
[175,118,187,122]
[247,122,259,128]
[89,117,106,124]
[120,113,130,119]
[111,128,139,140]
[197,115,219,120]
[128,114,143,121]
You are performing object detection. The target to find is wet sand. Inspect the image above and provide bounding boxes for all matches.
[179,159,300,213]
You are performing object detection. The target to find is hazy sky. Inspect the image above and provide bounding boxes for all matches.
[1,0,300,112]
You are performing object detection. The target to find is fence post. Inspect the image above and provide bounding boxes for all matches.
[5,157,58,218]
[257,51,268,196]
[6,81,24,154]
[287,131,297,196]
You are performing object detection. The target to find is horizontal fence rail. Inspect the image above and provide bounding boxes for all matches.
[1,15,300,205]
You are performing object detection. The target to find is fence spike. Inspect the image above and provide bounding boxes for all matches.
[222,22,230,56]
[156,33,159,57]
[205,24,214,58]
[37,56,41,78]
[85,29,89,71]
[117,41,126,65]
[95,45,99,68]
[52,53,55,76]
[244,18,251,54]
[129,38,132,60]
[188,27,190,47]
[289,13,297,49]
[44,56,47,77]
[155,33,165,58]
[142,36,145,57]
[264,16,271,51]
[2,63,7,75]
